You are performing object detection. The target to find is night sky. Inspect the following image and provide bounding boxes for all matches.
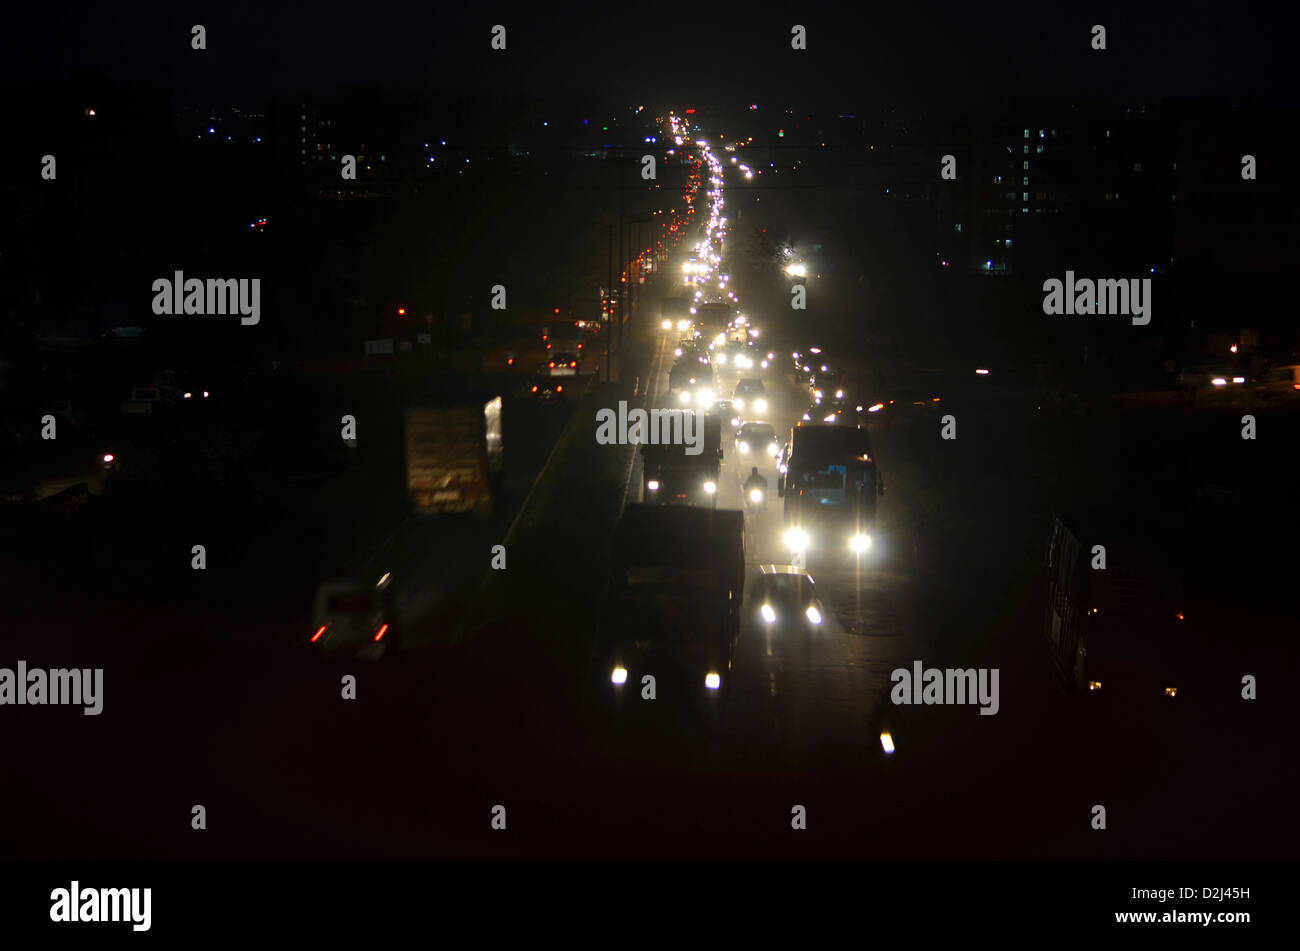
[5,1,1297,111]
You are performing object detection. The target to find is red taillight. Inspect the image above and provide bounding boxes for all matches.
[546,343,551,349]
[531,385,538,392]
[1293,383,1300,390]
[556,385,563,392]
[374,624,388,642]
[549,362,556,368]
[311,625,326,643]
[570,361,577,368]
[577,343,582,349]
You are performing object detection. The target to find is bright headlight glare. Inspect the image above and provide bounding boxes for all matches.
[647,480,660,491]
[611,667,628,684]
[738,441,750,453]
[705,673,721,689]
[760,604,776,623]
[850,533,872,553]
[733,398,744,410]
[749,488,763,503]
[754,399,767,412]
[679,391,691,404]
[661,319,672,329]
[784,528,809,552]
[703,481,717,494]
[805,606,822,624]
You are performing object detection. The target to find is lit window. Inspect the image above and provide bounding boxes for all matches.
[1023,146,1030,154]
[954,223,962,232]
[1023,177,1029,186]
[1005,239,1012,248]
[1022,193,1029,201]
[1023,161,1029,170]
[1023,129,1030,138]
[1036,145,1044,153]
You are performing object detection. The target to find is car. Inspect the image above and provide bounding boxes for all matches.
[528,375,567,403]
[753,565,827,632]
[310,574,398,659]
[1254,364,1300,398]
[1176,365,1246,396]
[154,369,212,403]
[736,421,780,458]
[549,353,580,376]
[731,378,767,413]
[713,399,741,429]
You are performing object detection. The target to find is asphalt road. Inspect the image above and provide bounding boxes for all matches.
[3,177,1295,861]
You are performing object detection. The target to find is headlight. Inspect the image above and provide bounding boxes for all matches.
[679,391,691,404]
[814,389,823,400]
[784,528,809,552]
[1211,377,1227,386]
[760,604,776,623]
[835,390,844,400]
[611,667,628,684]
[715,353,727,364]
[749,488,763,504]
[1232,376,1245,384]
[703,481,717,495]
[850,533,872,553]
[824,413,837,423]
[805,605,823,625]
[697,389,714,405]
[705,673,721,690]
[761,359,769,368]
[733,397,744,410]
[102,453,114,464]
[768,442,780,456]
[753,399,767,413]
[647,480,660,491]
[661,319,672,330]
[678,319,690,330]
[738,441,750,453]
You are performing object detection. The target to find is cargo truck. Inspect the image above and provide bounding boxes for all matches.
[597,504,745,702]
[404,397,503,517]
[1044,510,1197,708]
[777,422,883,562]
[639,411,722,507]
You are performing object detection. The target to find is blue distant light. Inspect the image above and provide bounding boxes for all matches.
[208,127,214,133]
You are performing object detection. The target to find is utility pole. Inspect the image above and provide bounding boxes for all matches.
[617,155,626,363]
[606,224,613,382]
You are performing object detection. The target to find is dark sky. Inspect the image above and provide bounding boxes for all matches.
[4,0,1297,112]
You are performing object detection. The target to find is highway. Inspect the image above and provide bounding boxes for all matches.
[3,133,1293,863]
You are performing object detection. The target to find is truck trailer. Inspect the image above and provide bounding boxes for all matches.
[404,397,503,517]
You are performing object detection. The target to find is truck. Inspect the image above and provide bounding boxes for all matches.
[660,296,693,334]
[404,397,503,517]
[1044,510,1197,708]
[777,422,883,561]
[597,504,745,702]
[638,411,723,507]
[694,301,734,344]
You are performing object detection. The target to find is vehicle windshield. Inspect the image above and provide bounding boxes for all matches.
[740,425,775,441]
[326,593,374,612]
